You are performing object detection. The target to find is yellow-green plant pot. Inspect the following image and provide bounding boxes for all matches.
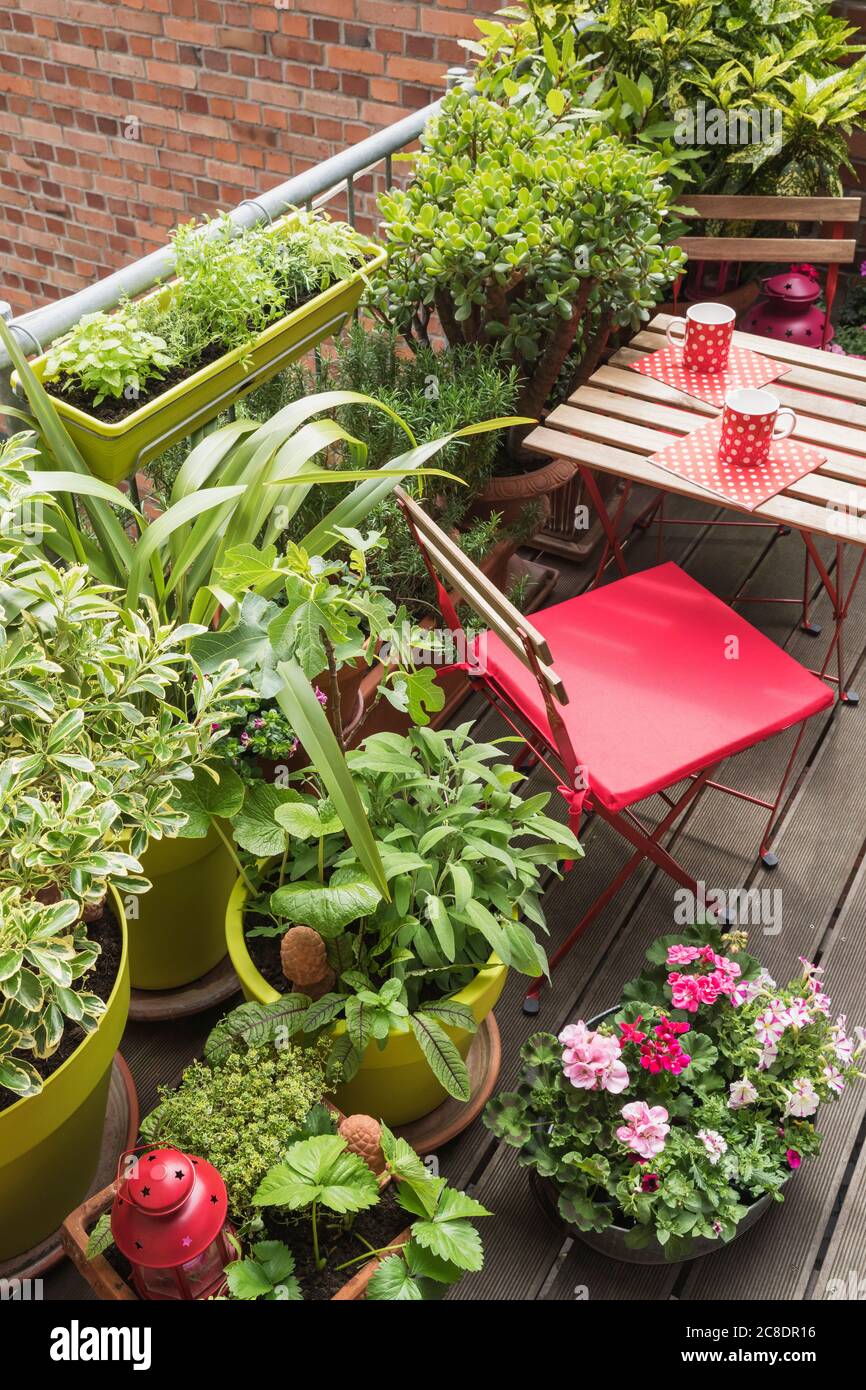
[0,888,129,1261]
[225,872,507,1126]
[12,231,387,485]
[128,826,236,991]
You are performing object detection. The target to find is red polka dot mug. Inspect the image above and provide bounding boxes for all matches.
[719,388,796,468]
[665,302,736,374]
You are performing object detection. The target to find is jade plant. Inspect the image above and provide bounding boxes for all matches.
[484,925,865,1260]
[229,721,581,1098]
[377,88,685,419]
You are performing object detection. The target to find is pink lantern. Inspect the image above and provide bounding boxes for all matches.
[741,267,834,349]
[111,1147,234,1300]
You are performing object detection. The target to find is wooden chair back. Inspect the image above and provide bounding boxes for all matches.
[675,195,862,343]
[676,195,861,266]
[394,486,568,707]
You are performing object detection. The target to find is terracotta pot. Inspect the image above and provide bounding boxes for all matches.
[469,456,575,530]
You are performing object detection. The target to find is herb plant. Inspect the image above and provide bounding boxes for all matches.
[42,305,173,406]
[484,926,865,1260]
[233,723,580,1098]
[140,1036,332,1214]
[40,208,369,413]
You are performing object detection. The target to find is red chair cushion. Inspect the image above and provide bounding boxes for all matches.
[478,562,833,812]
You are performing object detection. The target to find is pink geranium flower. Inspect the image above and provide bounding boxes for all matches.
[560,1022,630,1094]
[667,972,703,1013]
[667,944,702,965]
[616,1101,670,1159]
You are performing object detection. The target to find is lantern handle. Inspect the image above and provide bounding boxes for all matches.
[115,1143,192,1188]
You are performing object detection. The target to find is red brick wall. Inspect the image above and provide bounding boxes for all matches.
[0,0,501,315]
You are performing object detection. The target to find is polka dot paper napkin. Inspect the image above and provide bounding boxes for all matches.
[630,343,790,408]
[648,417,825,511]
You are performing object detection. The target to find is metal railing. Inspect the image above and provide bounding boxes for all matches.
[0,67,471,411]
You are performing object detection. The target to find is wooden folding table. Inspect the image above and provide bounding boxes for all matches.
[526,312,866,704]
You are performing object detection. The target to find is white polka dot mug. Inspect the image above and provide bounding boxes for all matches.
[666,302,736,375]
[718,388,796,468]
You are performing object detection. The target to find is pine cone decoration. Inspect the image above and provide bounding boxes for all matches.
[339,1114,386,1175]
[280,925,328,986]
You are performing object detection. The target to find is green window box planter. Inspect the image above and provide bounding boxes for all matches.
[0,888,129,1262]
[225,870,507,1127]
[12,230,387,485]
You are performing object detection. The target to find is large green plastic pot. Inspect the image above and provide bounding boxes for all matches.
[0,887,129,1261]
[12,232,387,484]
[225,873,507,1126]
[128,826,236,991]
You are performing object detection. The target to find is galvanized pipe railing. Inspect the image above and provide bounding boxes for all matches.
[0,68,471,407]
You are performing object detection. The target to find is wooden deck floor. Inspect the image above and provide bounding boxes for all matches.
[46,491,866,1301]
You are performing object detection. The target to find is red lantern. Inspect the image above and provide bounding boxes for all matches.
[741,267,834,350]
[111,1147,235,1300]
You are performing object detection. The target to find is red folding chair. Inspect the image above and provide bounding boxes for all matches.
[396,488,834,1013]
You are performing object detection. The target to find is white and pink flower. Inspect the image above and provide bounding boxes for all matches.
[697,1129,728,1165]
[783,1077,819,1118]
[729,1077,759,1109]
[823,1065,845,1095]
[786,997,812,1029]
[754,1003,789,1046]
[616,1101,670,1159]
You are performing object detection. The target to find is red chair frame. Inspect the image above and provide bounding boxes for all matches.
[397,488,832,1014]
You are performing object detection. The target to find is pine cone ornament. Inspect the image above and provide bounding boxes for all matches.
[339,1114,386,1175]
[280,925,328,986]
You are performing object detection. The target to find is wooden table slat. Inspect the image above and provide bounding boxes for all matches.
[571,378,866,478]
[548,402,866,512]
[524,425,847,539]
[648,312,866,386]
